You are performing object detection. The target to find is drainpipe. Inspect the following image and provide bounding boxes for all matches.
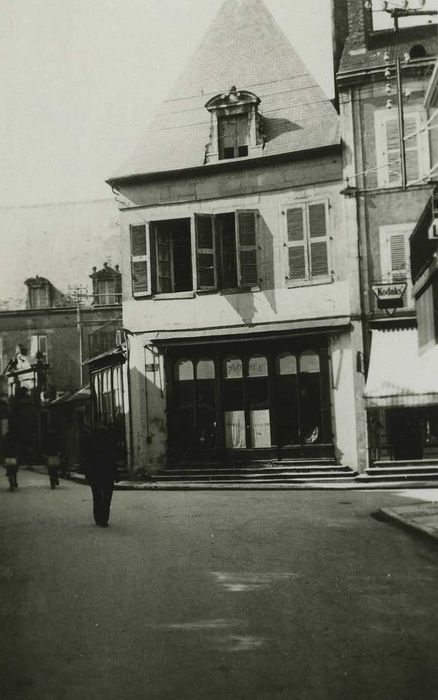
[77,304,83,386]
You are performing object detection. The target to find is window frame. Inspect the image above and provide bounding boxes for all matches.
[195,209,260,293]
[284,199,331,287]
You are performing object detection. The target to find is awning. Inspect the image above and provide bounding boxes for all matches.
[364,328,438,408]
[150,316,351,346]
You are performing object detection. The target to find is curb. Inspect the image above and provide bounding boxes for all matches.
[378,506,438,545]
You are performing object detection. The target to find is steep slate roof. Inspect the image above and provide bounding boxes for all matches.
[111,0,340,181]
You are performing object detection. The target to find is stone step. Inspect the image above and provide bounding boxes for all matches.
[154,469,357,482]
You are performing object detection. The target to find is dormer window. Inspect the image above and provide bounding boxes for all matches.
[90,263,122,306]
[25,276,51,309]
[205,87,264,164]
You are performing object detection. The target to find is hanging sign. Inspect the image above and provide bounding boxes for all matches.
[372,282,407,309]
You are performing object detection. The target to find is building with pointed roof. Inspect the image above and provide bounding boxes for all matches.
[109,0,365,479]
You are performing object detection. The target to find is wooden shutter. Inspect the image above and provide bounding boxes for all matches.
[195,214,216,290]
[286,206,307,281]
[308,203,329,278]
[236,210,258,287]
[130,224,151,296]
[404,113,421,183]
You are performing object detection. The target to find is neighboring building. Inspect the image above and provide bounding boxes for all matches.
[337,0,438,466]
[108,0,365,477]
[0,264,123,463]
[410,58,438,354]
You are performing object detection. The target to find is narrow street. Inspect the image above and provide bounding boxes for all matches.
[1,471,438,700]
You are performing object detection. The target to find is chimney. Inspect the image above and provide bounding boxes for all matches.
[346,0,373,52]
[331,0,349,109]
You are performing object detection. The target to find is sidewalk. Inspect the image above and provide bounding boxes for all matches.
[379,499,438,544]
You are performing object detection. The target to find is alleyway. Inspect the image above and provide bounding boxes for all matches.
[1,471,438,700]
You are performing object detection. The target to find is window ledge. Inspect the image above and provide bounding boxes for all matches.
[196,286,261,296]
[153,291,195,300]
[287,278,332,289]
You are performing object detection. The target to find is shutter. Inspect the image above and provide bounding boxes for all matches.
[130,224,151,295]
[308,203,329,278]
[404,114,420,183]
[236,210,258,287]
[286,206,307,281]
[385,117,401,185]
[195,214,216,290]
[389,233,407,281]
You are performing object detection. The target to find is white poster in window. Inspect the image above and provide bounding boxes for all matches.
[224,411,246,448]
[249,409,271,448]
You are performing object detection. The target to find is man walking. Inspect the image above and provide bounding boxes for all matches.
[85,424,117,527]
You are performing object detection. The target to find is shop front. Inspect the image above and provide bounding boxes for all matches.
[365,328,438,463]
[161,333,335,465]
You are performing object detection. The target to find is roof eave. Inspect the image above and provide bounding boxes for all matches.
[107,142,342,190]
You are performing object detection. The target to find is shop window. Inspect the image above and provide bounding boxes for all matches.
[195,359,216,447]
[285,202,330,284]
[248,355,271,448]
[299,351,322,444]
[379,223,415,308]
[375,110,429,187]
[195,211,258,290]
[223,356,246,448]
[275,352,299,447]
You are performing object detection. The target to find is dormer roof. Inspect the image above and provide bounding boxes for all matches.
[109,0,340,183]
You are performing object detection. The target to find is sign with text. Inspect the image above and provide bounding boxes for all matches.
[372,282,407,309]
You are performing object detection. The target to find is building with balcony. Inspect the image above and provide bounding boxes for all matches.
[108,0,365,477]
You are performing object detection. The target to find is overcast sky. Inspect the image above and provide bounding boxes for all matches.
[0,0,335,207]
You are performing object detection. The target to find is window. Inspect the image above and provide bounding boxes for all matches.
[218,114,249,159]
[204,88,263,164]
[130,224,151,296]
[195,211,259,291]
[153,219,192,294]
[285,201,330,284]
[379,223,415,308]
[375,110,429,187]
[30,335,48,363]
[97,279,116,305]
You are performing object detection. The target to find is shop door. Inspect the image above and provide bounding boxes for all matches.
[387,409,424,460]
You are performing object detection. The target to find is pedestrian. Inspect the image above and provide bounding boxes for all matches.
[84,424,118,527]
[46,432,60,489]
[2,432,19,490]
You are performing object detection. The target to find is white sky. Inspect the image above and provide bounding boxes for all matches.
[0,0,336,207]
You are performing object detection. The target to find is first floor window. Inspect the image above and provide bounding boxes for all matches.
[195,210,259,291]
[379,223,415,308]
[375,109,429,187]
[30,335,48,363]
[285,201,330,284]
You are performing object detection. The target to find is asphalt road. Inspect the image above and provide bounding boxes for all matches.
[1,470,438,700]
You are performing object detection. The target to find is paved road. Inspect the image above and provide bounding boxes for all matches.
[1,470,438,700]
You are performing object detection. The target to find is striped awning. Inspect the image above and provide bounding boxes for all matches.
[364,328,438,408]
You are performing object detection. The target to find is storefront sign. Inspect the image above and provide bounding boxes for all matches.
[372,282,407,309]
